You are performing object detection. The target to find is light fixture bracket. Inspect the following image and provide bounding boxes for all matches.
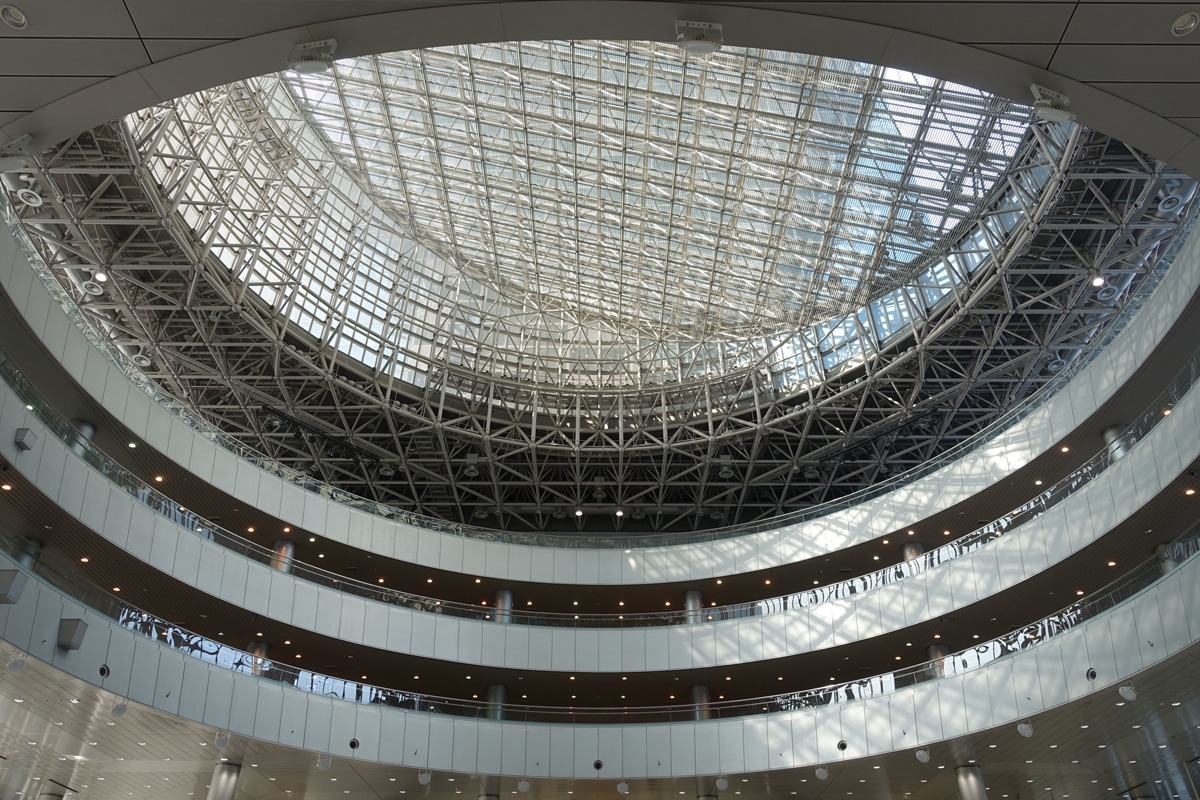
[0,133,32,172]
[287,39,338,74]
[1030,84,1077,123]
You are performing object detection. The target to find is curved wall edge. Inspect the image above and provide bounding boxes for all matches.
[0,166,1198,585]
[0,548,1194,779]
[0,326,1193,670]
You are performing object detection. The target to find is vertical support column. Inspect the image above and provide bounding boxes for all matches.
[247,642,269,676]
[684,590,703,625]
[693,684,715,800]
[206,763,240,800]
[927,644,950,679]
[269,540,295,573]
[69,420,95,458]
[14,538,39,569]
[1156,544,1178,575]
[494,589,513,623]
[479,589,512,800]
[1103,425,1131,460]
[956,765,987,800]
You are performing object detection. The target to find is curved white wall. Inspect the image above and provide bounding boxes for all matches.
[1,208,1197,586]
[2,544,1195,778]
[0,284,1195,669]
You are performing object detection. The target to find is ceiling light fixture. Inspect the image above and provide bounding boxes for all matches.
[675,20,723,55]
[286,39,337,73]
[1173,11,1200,37]
[1118,683,1137,701]
[0,5,26,31]
[1030,84,1077,122]
[1017,721,1034,738]
[915,748,930,763]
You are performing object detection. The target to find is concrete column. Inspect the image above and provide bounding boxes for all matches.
[927,644,950,678]
[494,588,513,623]
[247,642,269,676]
[684,589,703,624]
[269,540,295,573]
[1156,544,1178,575]
[691,684,711,721]
[206,763,240,800]
[68,420,95,458]
[14,538,40,569]
[956,765,987,800]
[902,542,925,561]
[479,684,505,800]
[1103,425,1131,460]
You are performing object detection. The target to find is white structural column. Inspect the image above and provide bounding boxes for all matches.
[480,588,513,800]
[68,420,94,458]
[269,540,295,573]
[1104,425,1132,460]
[956,765,987,800]
[206,764,239,800]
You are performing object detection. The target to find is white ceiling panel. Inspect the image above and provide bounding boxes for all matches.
[968,42,1057,69]
[121,0,455,39]
[1065,3,1200,43]
[740,2,1076,44]
[0,0,136,38]
[142,39,232,64]
[1093,81,1200,118]
[0,38,149,76]
[1051,43,1200,82]
[0,75,102,111]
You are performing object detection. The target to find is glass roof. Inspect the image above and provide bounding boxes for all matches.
[134,41,1034,402]
[288,42,1028,336]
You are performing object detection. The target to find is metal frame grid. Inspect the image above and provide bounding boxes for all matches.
[6,42,1195,534]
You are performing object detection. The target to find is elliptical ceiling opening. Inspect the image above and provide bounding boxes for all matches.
[138,42,1031,407]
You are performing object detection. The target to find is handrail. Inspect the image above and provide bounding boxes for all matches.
[1,285,1199,627]
[8,124,1188,550]
[6,517,1196,723]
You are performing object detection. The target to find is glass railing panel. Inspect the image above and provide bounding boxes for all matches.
[3,517,1194,725]
[1,300,1200,628]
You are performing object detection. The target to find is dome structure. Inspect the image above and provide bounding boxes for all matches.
[11,41,1193,533]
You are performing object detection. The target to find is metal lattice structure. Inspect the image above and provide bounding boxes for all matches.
[6,42,1196,534]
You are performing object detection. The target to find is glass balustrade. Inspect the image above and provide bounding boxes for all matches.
[4,518,1195,724]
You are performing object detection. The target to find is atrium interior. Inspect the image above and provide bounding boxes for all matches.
[2,3,1200,800]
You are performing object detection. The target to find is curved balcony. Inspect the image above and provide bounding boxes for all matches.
[0,509,1193,776]
[0,178,1195,585]
[0,283,1196,674]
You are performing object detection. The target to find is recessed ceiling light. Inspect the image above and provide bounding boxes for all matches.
[1187,489,1196,496]
[154,476,163,482]
[1108,561,1116,566]
[1173,11,1200,36]
[0,5,28,31]
[308,537,315,542]
[283,527,290,532]
[0,484,11,491]
[574,509,583,517]
[80,557,89,563]
[1060,446,1069,453]
[127,442,136,448]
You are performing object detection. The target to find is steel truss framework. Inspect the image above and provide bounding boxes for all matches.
[6,63,1196,534]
